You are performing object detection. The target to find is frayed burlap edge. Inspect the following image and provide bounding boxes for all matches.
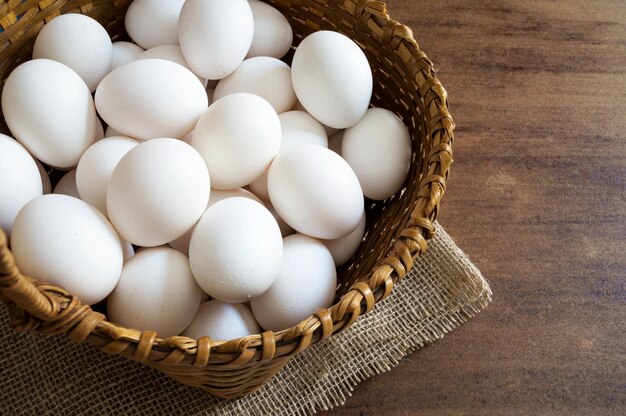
[0,222,491,416]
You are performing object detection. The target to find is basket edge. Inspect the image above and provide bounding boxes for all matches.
[0,0,455,374]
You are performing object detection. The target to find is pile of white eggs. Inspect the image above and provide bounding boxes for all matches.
[0,0,412,340]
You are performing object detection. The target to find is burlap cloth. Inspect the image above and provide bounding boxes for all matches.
[0,223,491,415]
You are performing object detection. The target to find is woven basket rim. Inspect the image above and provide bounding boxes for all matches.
[0,0,454,376]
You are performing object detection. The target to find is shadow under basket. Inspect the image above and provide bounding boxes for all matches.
[0,0,454,399]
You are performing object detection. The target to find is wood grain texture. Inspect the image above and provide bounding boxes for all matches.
[322,1,626,414]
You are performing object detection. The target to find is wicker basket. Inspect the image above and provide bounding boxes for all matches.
[0,0,454,399]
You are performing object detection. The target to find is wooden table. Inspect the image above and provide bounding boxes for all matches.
[323,1,626,414]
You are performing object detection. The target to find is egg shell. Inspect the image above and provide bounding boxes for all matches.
[208,188,264,208]
[124,0,185,49]
[342,108,412,200]
[323,123,340,137]
[107,138,210,246]
[268,145,364,239]
[292,99,339,136]
[0,134,43,236]
[278,111,328,148]
[180,130,194,145]
[292,31,373,129]
[266,201,295,238]
[321,211,366,266]
[192,93,281,190]
[107,246,203,338]
[205,79,219,90]
[110,41,145,70]
[11,194,123,305]
[328,130,344,155]
[214,57,296,114]
[104,125,124,138]
[246,171,270,202]
[168,188,263,256]
[121,239,135,263]
[2,59,97,169]
[182,300,260,341]
[189,197,283,303]
[34,159,52,195]
[137,45,207,87]
[247,0,293,59]
[95,59,208,140]
[95,118,105,141]
[53,169,80,199]
[33,14,112,92]
[292,99,306,111]
[247,110,327,201]
[167,228,192,256]
[76,136,139,215]
[178,0,254,80]
[250,234,336,331]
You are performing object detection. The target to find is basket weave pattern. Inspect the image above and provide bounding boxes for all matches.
[0,0,454,399]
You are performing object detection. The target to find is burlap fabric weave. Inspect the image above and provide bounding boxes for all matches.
[0,223,491,415]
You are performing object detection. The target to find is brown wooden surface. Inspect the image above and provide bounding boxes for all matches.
[323,1,626,414]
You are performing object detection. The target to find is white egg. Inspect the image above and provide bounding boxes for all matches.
[166,229,192,256]
[246,171,270,201]
[95,59,208,140]
[292,31,373,129]
[247,0,293,59]
[33,159,51,194]
[323,124,340,137]
[137,45,207,87]
[107,138,210,246]
[214,57,296,114]
[107,246,203,338]
[321,211,366,266]
[0,134,43,236]
[251,234,336,331]
[200,292,210,303]
[293,99,339,136]
[189,197,283,303]
[292,99,306,111]
[53,169,80,199]
[277,111,328,148]
[342,108,412,200]
[178,0,253,80]
[247,110,327,201]
[2,59,97,169]
[124,0,185,49]
[76,136,139,215]
[95,118,105,141]
[182,300,260,341]
[208,188,264,207]
[104,125,124,138]
[266,201,295,238]
[205,79,219,90]
[121,239,135,263]
[168,188,263,256]
[268,145,363,239]
[32,14,112,92]
[110,41,145,70]
[11,194,123,305]
[328,130,344,155]
[192,93,281,190]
